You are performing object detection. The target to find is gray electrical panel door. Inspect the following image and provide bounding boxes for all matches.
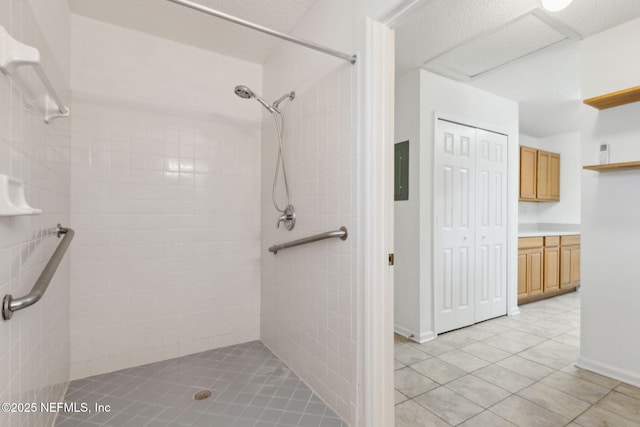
[395,141,409,201]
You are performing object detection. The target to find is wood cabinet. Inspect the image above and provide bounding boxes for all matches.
[518,237,544,300]
[537,151,560,201]
[560,235,580,289]
[543,237,560,293]
[519,146,560,202]
[518,234,579,305]
[519,147,538,200]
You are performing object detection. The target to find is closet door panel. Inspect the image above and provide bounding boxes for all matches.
[475,129,508,322]
[435,120,476,333]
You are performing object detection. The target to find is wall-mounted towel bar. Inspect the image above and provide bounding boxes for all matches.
[0,26,70,123]
[268,227,348,255]
[2,225,74,320]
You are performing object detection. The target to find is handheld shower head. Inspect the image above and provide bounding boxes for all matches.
[234,85,275,113]
[234,85,253,99]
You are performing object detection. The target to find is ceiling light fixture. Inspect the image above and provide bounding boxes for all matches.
[541,0,574,12]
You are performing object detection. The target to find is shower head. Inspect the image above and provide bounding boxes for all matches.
[234,85,275,113]
[234,85,253,99]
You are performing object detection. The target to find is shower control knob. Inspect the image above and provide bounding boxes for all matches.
[276,205,296,231]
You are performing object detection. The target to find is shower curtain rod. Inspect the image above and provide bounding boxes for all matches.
[165,0,357,64]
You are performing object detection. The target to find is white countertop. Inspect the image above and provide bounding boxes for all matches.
[518,223,580,237]
[518,230,581,238]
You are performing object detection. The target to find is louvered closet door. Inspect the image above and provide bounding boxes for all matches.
[434,120,476,334]
[474,129,508,323]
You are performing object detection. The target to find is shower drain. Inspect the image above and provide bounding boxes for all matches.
[193,389,212,401]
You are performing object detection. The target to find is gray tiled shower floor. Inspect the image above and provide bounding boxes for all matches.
[55,341,346,427]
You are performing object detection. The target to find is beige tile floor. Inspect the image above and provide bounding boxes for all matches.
[394,291,640,426]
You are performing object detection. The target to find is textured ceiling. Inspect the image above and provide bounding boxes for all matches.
[472,41,581,138]
[67,0,319,64]
[395,0,640,137]
[423,10,577,80]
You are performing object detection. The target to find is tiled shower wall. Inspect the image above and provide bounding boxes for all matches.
[0,1,71,426]
[261,65,357,424]
[69,96,262,379]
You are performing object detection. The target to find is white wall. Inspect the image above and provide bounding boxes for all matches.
[518,132,582,225]
[0,1,71,426]
[393,70,421,339]
[260,0,359,424]
[68,16,263,379]
[579,17,640,387]
[393,70,519,341]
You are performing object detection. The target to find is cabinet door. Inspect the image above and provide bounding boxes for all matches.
[544,246,560,293]
[528,248,544,296]
[571,246,581,285]
[560,245,573,289]
[518,250,528,298]
[549,153,560,201]
[537,151,550,200]
[520,147,537,200]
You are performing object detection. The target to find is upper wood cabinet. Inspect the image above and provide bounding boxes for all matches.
[519,146,560,202]
[519,146,537,200]
[537,150,560,201]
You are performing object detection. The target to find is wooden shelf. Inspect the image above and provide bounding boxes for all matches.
[583,86,640,110]
[583,161,640,172]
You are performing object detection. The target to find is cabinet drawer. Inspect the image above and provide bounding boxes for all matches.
[544,236,560,247]
[561,235,580,246]
[519,237,544,249]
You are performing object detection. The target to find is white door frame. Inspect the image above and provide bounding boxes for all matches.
[357,16,395,427]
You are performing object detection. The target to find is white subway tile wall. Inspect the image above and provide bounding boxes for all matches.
[260,65,357,424]
[0,1,71,426]
[69,96,262,379]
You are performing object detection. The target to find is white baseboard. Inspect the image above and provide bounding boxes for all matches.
[418,331,435,344]
[576,357,640,388]
[394,324,436,344]
[509,305,520,316]
[394,324,419,342]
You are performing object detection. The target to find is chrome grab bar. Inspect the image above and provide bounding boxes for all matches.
[2,224,74,320]
[268,227,348,255]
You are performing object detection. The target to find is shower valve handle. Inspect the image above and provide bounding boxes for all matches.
[276,206,296,231]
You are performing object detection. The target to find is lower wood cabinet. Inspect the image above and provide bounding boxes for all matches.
[560,235,581,289]
[544,237,560,293]
[518,238,544,300]
[518,234,579,304]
